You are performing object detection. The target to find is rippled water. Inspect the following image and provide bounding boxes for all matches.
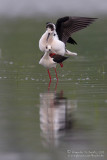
[0,18,107,160]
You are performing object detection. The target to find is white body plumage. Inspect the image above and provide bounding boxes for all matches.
[39,27,77,56]
[39,29,65,56]
[39,46,56,69]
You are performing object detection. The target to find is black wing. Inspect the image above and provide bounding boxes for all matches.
[50,54,68,63]
[67,37,77,45]
[56,16,97,44]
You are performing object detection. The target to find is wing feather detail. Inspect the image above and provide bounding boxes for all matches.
[56,16,97,44]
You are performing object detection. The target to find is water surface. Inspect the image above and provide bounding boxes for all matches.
[0,18,107,160]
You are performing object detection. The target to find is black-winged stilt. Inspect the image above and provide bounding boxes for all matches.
[39,16,97,81]
[39,45,68,81]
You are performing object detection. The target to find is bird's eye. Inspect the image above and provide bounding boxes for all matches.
[46,46,47,49]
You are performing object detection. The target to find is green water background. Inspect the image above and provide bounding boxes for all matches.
[0,17,107,160]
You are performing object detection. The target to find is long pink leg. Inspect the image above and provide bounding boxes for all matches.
[47,69,51,81]
[54,68,58,81]
[47,69,51,91]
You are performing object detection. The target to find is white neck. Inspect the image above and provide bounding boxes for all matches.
[47,32,54,42]
[41,30,54,43]
[43,50,49,59]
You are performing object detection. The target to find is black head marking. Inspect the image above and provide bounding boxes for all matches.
[46,22,51,25]
[46,23,54,31]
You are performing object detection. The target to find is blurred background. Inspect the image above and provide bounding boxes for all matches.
[0,0,107,160]
[0,0,107,17]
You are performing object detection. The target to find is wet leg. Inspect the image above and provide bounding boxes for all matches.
[47,69,51,81]
[54,68,58,81]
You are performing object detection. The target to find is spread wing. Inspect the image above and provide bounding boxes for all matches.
[56,16,97,44]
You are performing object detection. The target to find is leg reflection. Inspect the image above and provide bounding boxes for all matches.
[55,80,58,91]
[48,79,59,91]
[48,80,52,91]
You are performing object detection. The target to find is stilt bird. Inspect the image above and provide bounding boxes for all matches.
[39,16,97,80]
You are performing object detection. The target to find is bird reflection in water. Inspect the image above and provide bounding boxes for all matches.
[39,90,77,147]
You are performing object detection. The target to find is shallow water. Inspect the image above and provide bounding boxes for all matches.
[0,18,107,160]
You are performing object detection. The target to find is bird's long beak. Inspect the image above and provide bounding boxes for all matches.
[47,33,50,42]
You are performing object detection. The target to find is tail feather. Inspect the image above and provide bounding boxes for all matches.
[66,50,77,56]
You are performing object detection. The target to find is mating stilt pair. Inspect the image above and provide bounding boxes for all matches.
[39,16,97,80]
